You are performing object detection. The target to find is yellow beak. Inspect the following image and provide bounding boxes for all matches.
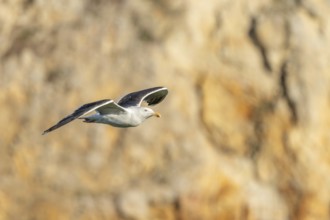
[154,112,161,118]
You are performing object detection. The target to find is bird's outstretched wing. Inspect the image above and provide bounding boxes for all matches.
[117,87,168,107]
[42,99,126,135]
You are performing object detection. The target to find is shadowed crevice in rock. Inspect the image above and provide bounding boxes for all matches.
[280,62,298,124]
[248,17,272,73]
[279,131,305,220]
[173,198,182,220]
[249,99,277,159]
[23,0,34,9]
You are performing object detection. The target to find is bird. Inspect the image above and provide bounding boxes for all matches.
[42,86,168,135]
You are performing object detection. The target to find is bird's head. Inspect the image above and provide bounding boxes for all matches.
[140,107,161,119]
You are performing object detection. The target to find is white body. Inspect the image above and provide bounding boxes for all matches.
[82,106,156,127]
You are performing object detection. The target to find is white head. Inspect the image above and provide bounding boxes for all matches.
[139,107,161,119]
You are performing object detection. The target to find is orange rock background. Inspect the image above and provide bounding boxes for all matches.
[1,0,330,219]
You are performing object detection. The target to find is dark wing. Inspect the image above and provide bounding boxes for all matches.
[42,99,123,135]
[117,87,168,107]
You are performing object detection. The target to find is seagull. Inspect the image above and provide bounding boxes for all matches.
[42,86,168,135]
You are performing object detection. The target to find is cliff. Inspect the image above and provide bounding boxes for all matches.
[1,0,330,219]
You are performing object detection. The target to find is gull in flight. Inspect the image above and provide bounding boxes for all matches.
[42,86,168,135]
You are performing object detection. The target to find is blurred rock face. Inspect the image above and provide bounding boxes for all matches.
[1,0,330,219]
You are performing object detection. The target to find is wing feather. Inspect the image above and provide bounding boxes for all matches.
[118,87,168,107]
[96,101,127,115]
[42,99,114,135]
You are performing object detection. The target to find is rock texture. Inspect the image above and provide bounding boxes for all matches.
[1,0,330,219]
